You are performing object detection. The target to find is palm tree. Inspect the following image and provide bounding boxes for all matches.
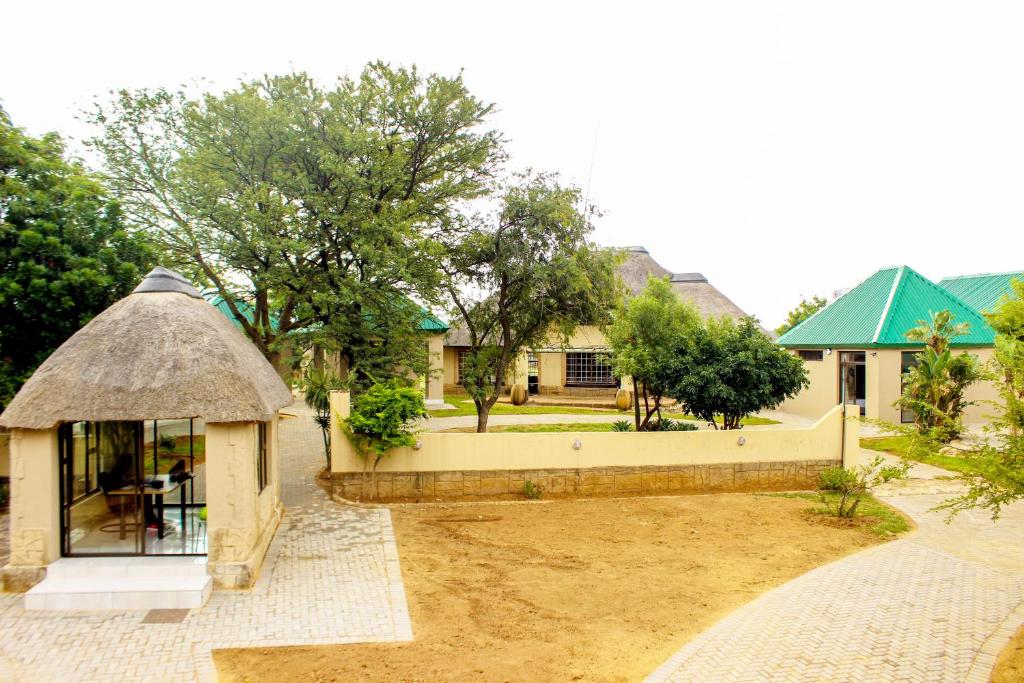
[905,310,971,354]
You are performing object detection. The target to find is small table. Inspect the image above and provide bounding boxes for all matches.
[109,475,185,540]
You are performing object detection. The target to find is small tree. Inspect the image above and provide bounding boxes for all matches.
[667,317,808,429]
[896,310,982,442]
[440,173,619,432]
[818,456,910,518]
[301,365,345,467]
[935,279,1024,518]
[344,380,426,499]
[607,277,699,430]
[775,295,827,336]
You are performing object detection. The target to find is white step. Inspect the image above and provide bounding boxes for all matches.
[44,556,208,579]
[25,575,212,611]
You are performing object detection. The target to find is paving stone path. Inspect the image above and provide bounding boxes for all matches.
[0,405,412,682]
[647,451,1024,683]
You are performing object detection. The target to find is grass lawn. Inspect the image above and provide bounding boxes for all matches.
[440,422,619,433]
[214,493,902,681]
[766,492,912,537]
[430,394,779,426]
[860,435,985,477]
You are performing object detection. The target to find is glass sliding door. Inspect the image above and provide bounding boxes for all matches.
[59,419,207,556]
[901,351,920,423]
[838,351,867,416]
[60,420,144,555]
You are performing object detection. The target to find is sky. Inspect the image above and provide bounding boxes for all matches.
[3,0,1023,329]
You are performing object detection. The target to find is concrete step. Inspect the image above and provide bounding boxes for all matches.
[25,574,212,611]
[44,556,208,579]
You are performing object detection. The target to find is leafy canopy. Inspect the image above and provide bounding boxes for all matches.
[606,276,700,429]
[667,317,808,430]
[88,64,504,386]
[0,107,153,407]
[775,295,827,336]
[440,173,619,432]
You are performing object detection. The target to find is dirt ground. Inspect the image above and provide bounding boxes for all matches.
[992,625,1024,683]
[215,494,894,682]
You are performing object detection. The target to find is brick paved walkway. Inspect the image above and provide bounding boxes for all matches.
[0,406,412,682]
[647,452,1024,683]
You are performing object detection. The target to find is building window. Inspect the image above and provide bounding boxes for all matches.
[900,351,919,424]
[797,350,824,361]
[457,349,470,382]
[565,352,616,387]
[256,422,269,492]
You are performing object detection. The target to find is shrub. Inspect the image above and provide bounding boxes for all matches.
[524,480,543,499]
[640,418,697,432]
[611,420,633,432]
[817,456,909,518]
[302,365,345,466]
[345,379,426,499]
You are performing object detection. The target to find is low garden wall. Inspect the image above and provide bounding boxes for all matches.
[329,393,862,503]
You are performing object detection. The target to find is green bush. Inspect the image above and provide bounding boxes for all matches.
[302,365,345,466]
[817,456,909,518]
[819,466,854,492]
[640,418,697,432]
[611,420,633,432]
[524,480,543,499]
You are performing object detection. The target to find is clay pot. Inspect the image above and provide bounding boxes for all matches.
[615,388,633,411]
[510,384,528,406]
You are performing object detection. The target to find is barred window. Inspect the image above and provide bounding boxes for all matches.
[256,422,269,492]
[565,352,616,387]
[457,349,470,381]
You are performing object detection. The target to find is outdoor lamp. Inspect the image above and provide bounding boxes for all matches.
[572,439,583,450]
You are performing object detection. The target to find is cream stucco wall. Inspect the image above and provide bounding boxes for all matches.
[330,391,855,474]
[782,346,1001,426]
[425,334,444,402]
[206,417,283,588]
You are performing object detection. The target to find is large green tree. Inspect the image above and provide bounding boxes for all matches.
[775,295,827,336]
[607,276,700,429]
[667,316,808,429]
[0,108,154,408]
[440,174,619,432]
[87,64,504,385]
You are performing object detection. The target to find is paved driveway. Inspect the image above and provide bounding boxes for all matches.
[0,406,412,682]
[647,452,1024,682]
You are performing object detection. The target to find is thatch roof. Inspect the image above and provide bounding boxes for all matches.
[443,247,755,346]
[0,267,292,429]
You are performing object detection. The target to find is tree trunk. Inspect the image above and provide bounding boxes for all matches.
[476,406,490,433]
[632,378,642,430]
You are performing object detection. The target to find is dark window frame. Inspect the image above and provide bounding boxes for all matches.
[797,350,824,361]
[565,352,616,387]
[256,422,269,492]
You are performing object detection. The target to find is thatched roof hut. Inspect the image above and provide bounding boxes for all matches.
[0,267,292,430]
[618,247,750,320]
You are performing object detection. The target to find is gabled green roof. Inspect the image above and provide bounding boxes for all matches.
[778,266,995,348]
[938,271,1024,313]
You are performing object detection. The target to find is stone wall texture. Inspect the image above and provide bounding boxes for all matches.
[333,459,839,503]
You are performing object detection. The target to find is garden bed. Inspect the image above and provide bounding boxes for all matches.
[214,493,899,681]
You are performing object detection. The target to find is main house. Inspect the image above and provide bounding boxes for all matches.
[442,246,755,399]
[778,267,1022,425]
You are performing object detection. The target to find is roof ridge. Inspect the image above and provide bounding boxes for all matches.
[889,265,992,341]
[872,266,904,343]
[939,270,1024,282]
[776,267,891,342]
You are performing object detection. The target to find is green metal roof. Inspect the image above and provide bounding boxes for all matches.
[938,271,1024,313]
[778,266,995,348]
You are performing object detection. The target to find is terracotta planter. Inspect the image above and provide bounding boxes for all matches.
[615,388,633,411]
[510,384,528,406]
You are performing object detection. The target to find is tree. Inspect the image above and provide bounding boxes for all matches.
[936,279,1024,518]
[0,107,154,408]
[87,64,504,387]
[440,174,619,432]
[667,317,808,429]
[301,365,345,467]
[775,295,827,336]
[606,277,700,430]
[896,310,982,442]
[344,379,426,499]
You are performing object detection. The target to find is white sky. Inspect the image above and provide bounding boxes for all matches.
[3,0,1023,329]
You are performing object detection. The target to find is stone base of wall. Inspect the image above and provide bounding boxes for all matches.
[333,460,839,503]
[2,564,45,593]
[208,501,283,589]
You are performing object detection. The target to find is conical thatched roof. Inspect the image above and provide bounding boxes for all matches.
[0,267,292,429]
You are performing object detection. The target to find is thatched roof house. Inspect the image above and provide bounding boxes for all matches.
[0,267,292,430]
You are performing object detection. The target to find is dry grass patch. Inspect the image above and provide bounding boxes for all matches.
[215,494,899,682]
